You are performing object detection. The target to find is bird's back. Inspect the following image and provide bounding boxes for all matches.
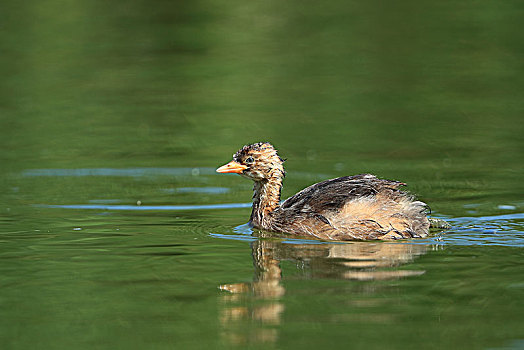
[270,174,430,240]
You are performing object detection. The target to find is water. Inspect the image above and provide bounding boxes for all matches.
[1,0,524,349]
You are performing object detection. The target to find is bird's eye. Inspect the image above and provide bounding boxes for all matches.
[245,156,254,164]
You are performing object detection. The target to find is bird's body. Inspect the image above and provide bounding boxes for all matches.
[217,142,434,240]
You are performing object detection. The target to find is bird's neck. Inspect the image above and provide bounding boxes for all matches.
[250,176,283,228]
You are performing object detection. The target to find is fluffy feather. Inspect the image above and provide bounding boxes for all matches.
[217,143,432,240]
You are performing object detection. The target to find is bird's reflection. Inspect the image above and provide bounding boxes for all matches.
[219,238,430,346]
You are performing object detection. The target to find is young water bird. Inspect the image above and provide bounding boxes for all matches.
[217,142,434,240]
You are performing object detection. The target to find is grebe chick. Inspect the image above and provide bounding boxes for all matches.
[217,142,434,240]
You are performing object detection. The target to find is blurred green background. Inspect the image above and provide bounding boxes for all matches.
[2,0,522,168]
[1,0,523,349]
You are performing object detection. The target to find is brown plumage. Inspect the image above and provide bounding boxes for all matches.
[217,142,432,241]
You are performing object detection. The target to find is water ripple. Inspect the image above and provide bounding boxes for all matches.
[34,203,251,210]
[212,214,524,247]
[454,213,524,222]
[31,202,524,247]
[21,167,217,177]
[162,187,230,194]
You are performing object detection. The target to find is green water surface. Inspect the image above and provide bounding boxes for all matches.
[1,0,523,349]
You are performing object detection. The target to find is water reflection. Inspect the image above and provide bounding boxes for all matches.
[218,239,428,345]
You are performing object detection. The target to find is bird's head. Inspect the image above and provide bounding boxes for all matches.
[216,142,285,182]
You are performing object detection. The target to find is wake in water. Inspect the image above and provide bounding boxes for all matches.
[35,202,524,247]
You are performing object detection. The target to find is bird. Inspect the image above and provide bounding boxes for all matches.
[217,142,445,240]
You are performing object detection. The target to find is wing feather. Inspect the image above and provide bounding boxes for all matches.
[281,174,406,213]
